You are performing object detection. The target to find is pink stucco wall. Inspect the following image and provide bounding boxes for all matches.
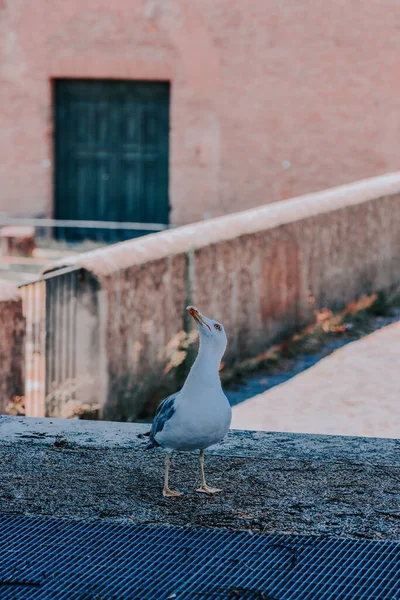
[1,0,400,224]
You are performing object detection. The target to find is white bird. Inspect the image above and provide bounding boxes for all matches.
[146,306,232,497]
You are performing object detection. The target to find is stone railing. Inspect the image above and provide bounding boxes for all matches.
[38,172,400,420]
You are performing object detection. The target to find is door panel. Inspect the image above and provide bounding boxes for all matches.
[54,80,170,242]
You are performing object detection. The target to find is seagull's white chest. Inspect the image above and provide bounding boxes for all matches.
[155,386,232,452]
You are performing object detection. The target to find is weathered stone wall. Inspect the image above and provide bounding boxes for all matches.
[0,281,24,414]
[2,0,400,222]
[102,255,187,420]
[46,174,400,419]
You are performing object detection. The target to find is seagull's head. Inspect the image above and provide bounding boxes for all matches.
[187,306,227,358]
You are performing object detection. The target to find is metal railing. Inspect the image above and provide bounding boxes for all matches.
[0,216,171,246]
[0,216,171,231]
[45,267,81,416]
[19,266,82,417]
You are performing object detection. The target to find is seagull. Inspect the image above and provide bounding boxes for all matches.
[146,306,232,497]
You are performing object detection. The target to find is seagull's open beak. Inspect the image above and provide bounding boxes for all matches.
[186,306,211,331]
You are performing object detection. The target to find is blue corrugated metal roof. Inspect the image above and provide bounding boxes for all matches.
[0,515,398,599]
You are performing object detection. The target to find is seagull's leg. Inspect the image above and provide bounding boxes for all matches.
[163,453,184,498]
[196,449,222,495]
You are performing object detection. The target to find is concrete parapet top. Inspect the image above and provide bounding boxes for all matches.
[1,416,399,539]
[44,172,400,279]
[0,278,21,302]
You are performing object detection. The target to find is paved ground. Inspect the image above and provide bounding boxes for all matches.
[1,416,399,539]
[232,322,400,438]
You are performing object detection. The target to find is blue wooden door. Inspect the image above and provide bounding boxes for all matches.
[54,79,170,241]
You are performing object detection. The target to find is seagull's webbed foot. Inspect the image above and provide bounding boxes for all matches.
[196,485,222,495]
[163,487,184,498]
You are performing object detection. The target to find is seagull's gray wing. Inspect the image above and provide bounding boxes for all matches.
[146,392,179,448]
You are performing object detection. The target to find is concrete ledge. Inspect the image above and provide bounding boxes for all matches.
[35,172,400,421]
[0,278,21,302]
[46,172,400,278]
[1,416,399,540]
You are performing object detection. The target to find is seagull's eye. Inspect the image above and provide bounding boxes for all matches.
[214,324,222,331]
